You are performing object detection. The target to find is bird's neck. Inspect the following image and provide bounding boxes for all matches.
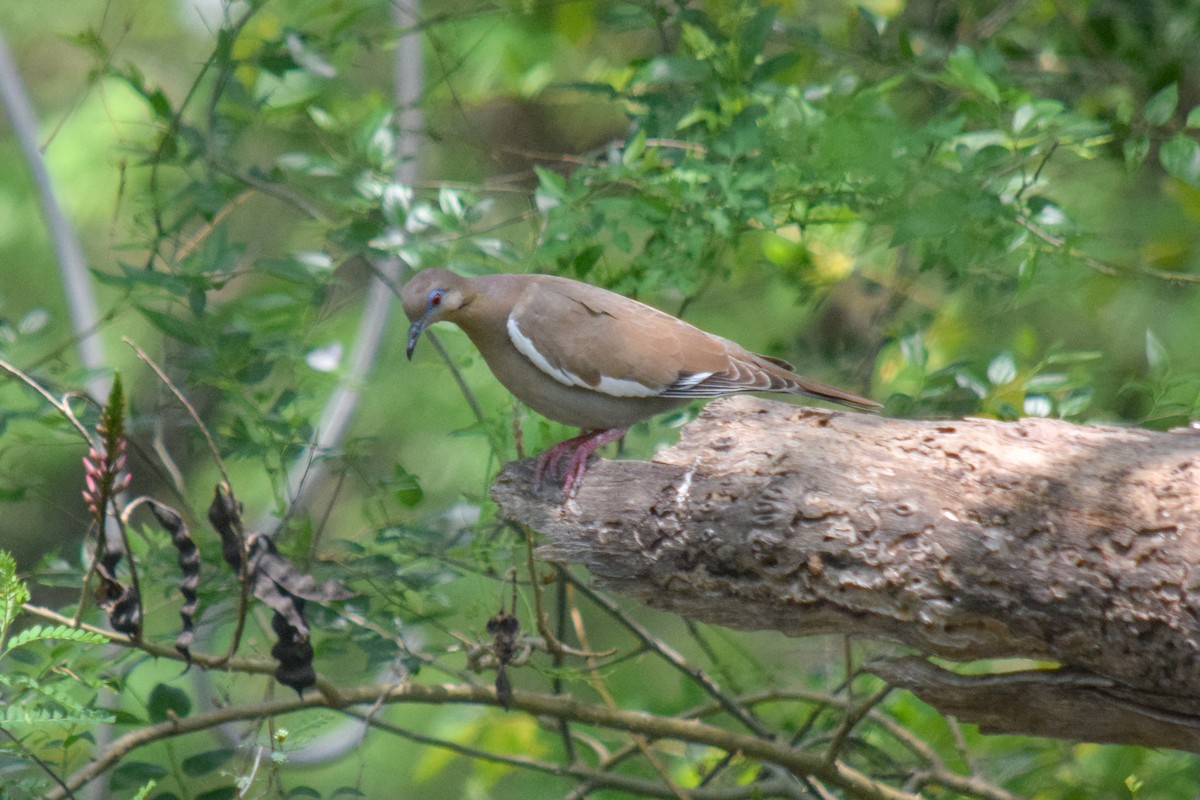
[447,275,522,353]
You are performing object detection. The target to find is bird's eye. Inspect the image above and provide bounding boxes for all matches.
[428,290,443,307]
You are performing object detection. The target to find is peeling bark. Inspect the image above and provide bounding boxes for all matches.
[491,396,1200,752]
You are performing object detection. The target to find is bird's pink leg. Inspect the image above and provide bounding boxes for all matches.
[560,427,626,496]
[533,427,627,496]
[533,432,591,487]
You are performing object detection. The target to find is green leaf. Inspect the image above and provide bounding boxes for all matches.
[136,306,203,345]
[0,551,30,643]
[6,624,109,651]
[738,6,777,68]
[1143,82,1178,126]
[622,130,647,166]
[182,747,236,776]
[1123,133,1150,170]
[147,683,192,722]
[533,165,567,199]
[110,761,168,792]
[1044,351,1103,365]
[2,706,115,725]
[945,46,1000,103]
[195,788,237,800]
[390,464,423,508]
[753,52,800,81]
[1187,105,1200,129]
[1159,135,1200,187]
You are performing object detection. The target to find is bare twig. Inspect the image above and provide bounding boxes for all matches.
[123,338,230,488]
[23,601,1012,800]
[564,573,773,739]
[0,724,77,799]
[423,327,487,424]
[1018,214,1200,283]
[825,685,892,763]
[0,357,93,441]
[552,572,577,764]
[346,710,797,800]
[514,528,613,661]
[49,681,917,800]
[569,593,690,800]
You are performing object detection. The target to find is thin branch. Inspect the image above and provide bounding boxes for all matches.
[552,572,577,764]
[424,327,488,424]
[345,710,797,800]
[123,338,230,488]
[50,681,916,800]
[23,601,1011,800]
[1012,141,1058,206]
[122,340,250,665]
[825,685,892,764]
[1018,214,1200,283]
[569,593,690,800]
[18,603,302,684]
[0,724,77,799]
[142,3,259,265]
[564,573,773,740]
[514,527,613,661]
[0,357,93,441]
[173,187,253,262]
[220,166,330,222]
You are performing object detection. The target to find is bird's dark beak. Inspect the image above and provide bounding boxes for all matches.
[406,310,433,360]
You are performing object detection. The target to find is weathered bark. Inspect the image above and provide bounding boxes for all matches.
[491,396,1200,752]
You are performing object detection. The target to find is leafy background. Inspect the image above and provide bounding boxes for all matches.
[2,0,1200,798]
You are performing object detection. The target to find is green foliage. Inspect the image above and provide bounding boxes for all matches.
[0,551,30,644]
[0,552,115,797]
[3,624,109,654]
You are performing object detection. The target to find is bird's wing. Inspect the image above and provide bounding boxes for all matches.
[504,276,874,406]
[505,278,732,397]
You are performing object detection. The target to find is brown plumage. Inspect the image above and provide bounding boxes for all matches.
[403,268,879,494]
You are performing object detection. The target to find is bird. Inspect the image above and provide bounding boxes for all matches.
[402,268,880,495]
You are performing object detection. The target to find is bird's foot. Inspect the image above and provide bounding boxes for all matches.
[533,427,627,496]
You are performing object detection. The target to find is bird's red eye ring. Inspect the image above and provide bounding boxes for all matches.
[428,290,443,307]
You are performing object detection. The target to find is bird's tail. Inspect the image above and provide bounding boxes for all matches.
[755,353,881,410]
[792,375,881,411]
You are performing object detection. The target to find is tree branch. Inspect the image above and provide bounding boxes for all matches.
[491,396,1200,752]
[51,680,916,800]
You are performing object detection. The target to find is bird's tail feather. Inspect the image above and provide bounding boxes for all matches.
[792,377,881,411]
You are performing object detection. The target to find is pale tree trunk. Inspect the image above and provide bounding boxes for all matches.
[491,396,1200,753]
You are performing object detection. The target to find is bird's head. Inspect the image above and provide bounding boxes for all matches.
[402,268,470,360]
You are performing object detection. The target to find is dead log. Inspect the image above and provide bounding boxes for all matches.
[491,396,1200,752]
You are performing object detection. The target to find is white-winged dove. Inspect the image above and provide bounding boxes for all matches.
[403,269,880,494]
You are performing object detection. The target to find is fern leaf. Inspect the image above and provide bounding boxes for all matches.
[2,705,115,726]
[6,624,109,651]
[0,551,31,640]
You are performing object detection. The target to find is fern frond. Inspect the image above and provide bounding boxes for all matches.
[5,624,109,652]
[1,705,115,726]
[0,551,31,641]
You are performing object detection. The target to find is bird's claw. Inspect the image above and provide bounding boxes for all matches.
[531,428,628,497]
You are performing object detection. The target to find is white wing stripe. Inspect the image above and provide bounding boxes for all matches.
[507,316,659,398]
